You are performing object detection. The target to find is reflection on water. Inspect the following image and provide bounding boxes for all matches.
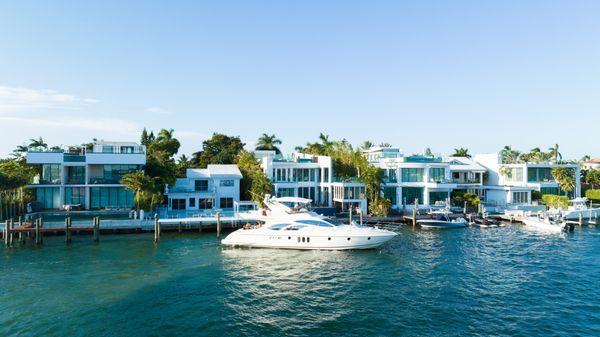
[0,226,599,337]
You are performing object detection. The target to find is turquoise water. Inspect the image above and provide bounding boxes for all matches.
[1,225,599,336]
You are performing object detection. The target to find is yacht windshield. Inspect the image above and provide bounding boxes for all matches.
[268,223,290,231]
[296,219,338,227]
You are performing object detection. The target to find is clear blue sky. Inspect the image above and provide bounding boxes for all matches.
[1,1,598,159]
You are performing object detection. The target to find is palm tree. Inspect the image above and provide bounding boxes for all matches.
[547,144,562,164]
[177,154,193,177]
[360,141,374,151]
[452,147,471,158]
[294,146,305,153]
[28,137,47,149]
[120,171,154,213]
[501,145,521,164]
[379,142,391,148]
[157,128,175,141]
[319,133,333,153]
[255,133,282,154]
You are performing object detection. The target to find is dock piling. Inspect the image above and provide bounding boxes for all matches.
[8,219,14,246]
[412,207,417,226]
[35,218,42,245]
[18,216,24,243]
[93,217,99,242]
[153,214,160,242]
[3,220,8,246]
[349,207,353,225]
[579,213,583,227]
[216,212,221,237]
[65,217,72,244]
[359,208,363,226]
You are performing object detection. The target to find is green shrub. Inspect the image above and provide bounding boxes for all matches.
[586,189,600,202]
[541,194,569,209]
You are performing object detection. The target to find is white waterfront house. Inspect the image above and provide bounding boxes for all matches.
[256,151,367,213]
[165,165,242,212]
[582,158,600,170]
[474,152,581,206]
[364,147,456,210]
[26,141,146,210]
[445,156,487,198]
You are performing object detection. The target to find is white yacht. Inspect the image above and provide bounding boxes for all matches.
[417,210,467,229]
[222,196,397,250]
[548,198,599,220]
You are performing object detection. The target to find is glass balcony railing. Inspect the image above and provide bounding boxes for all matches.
[428,178,454,184]
[453,179,482,184]
[31,176,61,185]
[64,154,86,162]
[88,177,123,184]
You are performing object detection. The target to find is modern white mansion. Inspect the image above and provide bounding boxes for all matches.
[255,151,368,213]
[364,147,486,210]
[26,141,146,210]
[475,153,581,206]
[165,165,242,212]
[364,147,582,210]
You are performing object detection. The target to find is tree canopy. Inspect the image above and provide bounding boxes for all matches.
[236,150,272,205]
[192,133,245,168]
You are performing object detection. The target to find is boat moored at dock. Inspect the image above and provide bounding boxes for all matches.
[417,210,467,229]
[521,213,574,233]
[221,196,397,250]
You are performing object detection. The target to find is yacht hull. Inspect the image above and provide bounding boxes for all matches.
[418,220,467,229]
[521,217,567,233]
[221,231,396,250]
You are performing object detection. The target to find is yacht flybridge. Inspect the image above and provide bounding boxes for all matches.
[221,196,397,250]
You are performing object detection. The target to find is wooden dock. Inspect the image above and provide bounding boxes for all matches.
[1,213,259,247]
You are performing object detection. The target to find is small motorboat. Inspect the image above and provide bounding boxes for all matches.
[472,215,503,228]
[548,197,600,221]
[521,212,574,233]
[418,210,467,229]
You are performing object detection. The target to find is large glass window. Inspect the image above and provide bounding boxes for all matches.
[429,191,449,205]
[195,180,209,191]
[540,187,559,195]
[220,197,233,209]
[384,187,397,205]
[40,164,61,184]
[323,168,329,182]
[65,187,85,205]
[35,187,61,209]
[503,168,523,183]
[527,168,554,182]
[402,187,423,205]
[429,168,445,182]
[90,187,134,209]
[384,169,397,183]
[219,180,234,187]
[512,192,529,203]
[171,199,186,210]
[277,188,295,198]
[401,168,425,182]
[199,198,213,209]
[298,187,311,199]
[293,169,317,182]
[66,166,86,184]
[120,146,134,154]
[89,165,140,184]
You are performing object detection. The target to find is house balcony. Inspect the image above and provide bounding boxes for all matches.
[30,176,61,185]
